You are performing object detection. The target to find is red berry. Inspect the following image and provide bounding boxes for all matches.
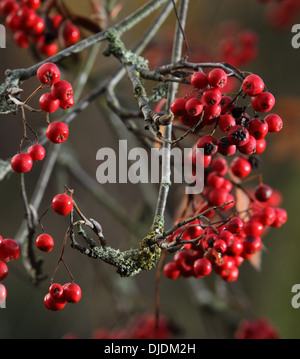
[201,88,222,106]
[197,135,218,155]
[60,96,74,110]
[193,258,212,278]
[38,41,58,56]
[44,293,66,311]
[264,114,283,133]
[213,239,227,253]
[35,233,54,252]
[39,93,60,113]
[46,121,69,144]
[271,208,287,228]
[0,261,8,281]
[247,117,269,140]
[190,71,208,89]
[185,98,203,117]
[218,114,236,133]
[11,153,33,173]
[0,238,20,262]
[255,184,273,202]
[51,80,73,101]
[49,283,64,299]
[27,144,46,161]
[0,284,7,305]
[243,236,262,255]
[174,250,194,275]
[207,68,227,88]
[63,23,80,46]
[255,139,266,154]
[242,74,264,96]
[63,282,82,303]
[21,0,41,10]
[170,98,186,116]
[207,171,225,188]
[163,262,180,280]
[203,104,222,121]
[52,193,73,215]
[30,15,45,35]
[252,92,275,113]
[208,187,229,206]
[217,137,236,156]
[230,156,252,178]
[227,217,244,234]
[210,157,228,175]
[13,31,29,48]
[220,95,234,114]
[258,207,276,226]
[37,62,61,85]
[0,0,19,15]
[238,135,257,155]
[243,221,264,237]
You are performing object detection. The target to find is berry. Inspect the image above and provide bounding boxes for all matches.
[46,121,69,144]
[38,41,58,57]
[218,114,236,133]
[0,238,20,262]
[264,114,283,133]
[49,283,64,299]
[243,221,264,237]
[35,233,54,252]
[170,98,186,116]
[13,31,29,48]
[21,0,41,10]
[52,193,73,216]
[255,184,273,202]
[213,239,227,253]
[217,137,236,156]
[60,96,74,110]
[39,93,60,113]
[252,92,275,113]
[0,261,8,281]
[185,98,203,117]
[63,23,80,46]
[255,139,266,154]
[37,62,60,85]
[0,284,7,305]
[193,258,212,278]
[227,125,250,146]
[190,71,208,89]
[44,293,66,311]
[207,68,227,88]
[197,135,218,155]
[230,156,252,178]
[163,262,180,280]
[238,135,257,155]
[201,88,222,106]
[227,217,244,234]
[51,80,73,101]
[63,282,82,303]
[27,144,45,161]
[11,153,33,173]
[242,74,264,96]
[247,117,269,140]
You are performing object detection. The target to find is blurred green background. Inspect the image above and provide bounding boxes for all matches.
[0,0,300,339]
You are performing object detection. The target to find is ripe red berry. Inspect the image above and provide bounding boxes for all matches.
[255,184,273,202]
[243,221,264,237]
[21,0,41,10]
[52,193,73,215]
[238,135,257,155]
[35,233,54,252]
[60,96,74,110]
[227,125,250,146]
[213,239,227,253]
[217,137,236,156]
[197,135,218,155]
[252,92,275,113]
[193,258,212,278]
[46,121,69,144]
[242,74,264,96]
[51,80,73,101]
[170,98,186,116]
[0,261,8,281]
[37,62,61,85]
[210,157,228,175]
[49,283,64,299]
[207,171,225,189]
[243,236,262,255]
[185,98,203,117]
[227,216,244,234]
[11,153,33,173]
[201,88,222,106]
[13,30,29,48]
[38,40,58,57]
[247,117,269,140]
[30,15,45,35]
[208,187,229,206]
[271,208,287,228]
[0,284,7,305]
[264,114,283,133]
[207,68,228,88]
[230,156,252,178]
[39,93,60,113]
[0,238,20,262]
[218,114,236,133]
[27,144,46,161]
[255,139,266,154]
[190,71,208,89]
[0,0,19,15]
[44,293,66,311]
[63,282,82,303]
[163,262,180,280]
[63,23,80,46]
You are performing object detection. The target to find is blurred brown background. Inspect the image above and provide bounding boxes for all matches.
[0,0,300,339]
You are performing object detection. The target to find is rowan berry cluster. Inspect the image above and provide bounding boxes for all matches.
[234,317,279,339]
[44,282,82,311]
[257,0,300,29]
[164,69,287,283]
[0,236,20,306]
[10,62,72,174]
[1,0,80,56]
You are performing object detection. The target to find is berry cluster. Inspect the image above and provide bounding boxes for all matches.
[258,0,300,29]
[44,282,82,311]
[1,0,80,56]
[234,317,279,339]
[164,69,287,283]
[10,62,72,174]
[0,236,20,305]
